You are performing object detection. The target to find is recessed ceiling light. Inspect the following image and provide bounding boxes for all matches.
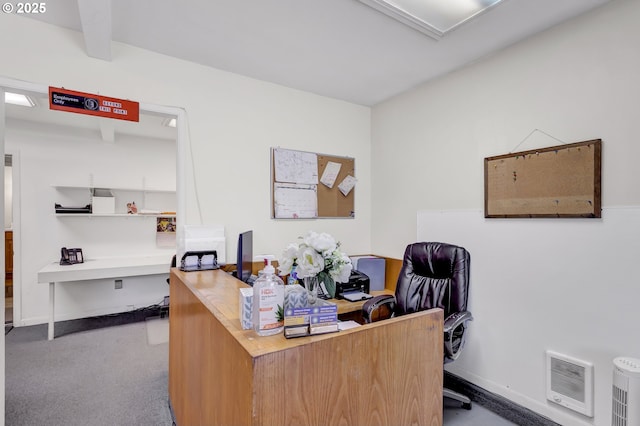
[359,0,505,40]
[162,118,177,128]
[4,92,36,107]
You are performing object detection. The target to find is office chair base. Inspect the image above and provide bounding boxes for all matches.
[444,387,472,410]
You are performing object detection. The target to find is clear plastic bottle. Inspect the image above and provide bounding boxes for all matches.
[252,258,285,336]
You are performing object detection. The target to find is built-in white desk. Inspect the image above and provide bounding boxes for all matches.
[37,255,171,340]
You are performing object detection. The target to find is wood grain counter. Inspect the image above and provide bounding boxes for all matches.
[169,268,443,426]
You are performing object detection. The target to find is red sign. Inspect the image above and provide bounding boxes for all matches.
[49,87,139,122]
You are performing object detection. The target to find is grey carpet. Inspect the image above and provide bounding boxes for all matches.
[5,320,172,426]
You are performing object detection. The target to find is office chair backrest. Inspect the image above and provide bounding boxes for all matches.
[395,242,470,318]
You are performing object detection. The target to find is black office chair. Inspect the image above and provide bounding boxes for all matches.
[362,242,474,409]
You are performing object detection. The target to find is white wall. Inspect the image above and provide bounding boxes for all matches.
[0,13,372,323]
[371,0,640,424]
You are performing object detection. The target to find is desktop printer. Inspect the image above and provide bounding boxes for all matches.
[336,270,370,299]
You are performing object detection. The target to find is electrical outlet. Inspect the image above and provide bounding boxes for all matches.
[115,279,123,289]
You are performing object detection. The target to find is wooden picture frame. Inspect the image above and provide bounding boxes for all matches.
[484,139,601,218]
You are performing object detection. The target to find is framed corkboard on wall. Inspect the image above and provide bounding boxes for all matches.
[271,147,356,219]
[484,139,601,218]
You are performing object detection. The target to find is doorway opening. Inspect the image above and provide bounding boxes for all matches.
[1,78,185,331]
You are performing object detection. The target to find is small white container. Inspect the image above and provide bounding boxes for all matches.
[92,188,115,214]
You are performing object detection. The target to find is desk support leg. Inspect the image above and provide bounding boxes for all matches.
[48,281,55,340]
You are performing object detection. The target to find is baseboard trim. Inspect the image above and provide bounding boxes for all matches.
[444,371,561,426]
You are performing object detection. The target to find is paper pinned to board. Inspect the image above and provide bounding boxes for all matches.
[273,148,318,185]
[338,175,357,196]
[320,161,342,189]
[273,183,318,219]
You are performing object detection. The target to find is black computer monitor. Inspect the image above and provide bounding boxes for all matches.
[236,230,253,284]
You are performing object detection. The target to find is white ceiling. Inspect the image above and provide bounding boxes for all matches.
[7,0,611,139]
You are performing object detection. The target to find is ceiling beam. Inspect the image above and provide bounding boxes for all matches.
[77,0,112,60]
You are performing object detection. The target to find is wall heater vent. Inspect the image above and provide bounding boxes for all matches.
[612,357,640,426]
[546,351,593,417]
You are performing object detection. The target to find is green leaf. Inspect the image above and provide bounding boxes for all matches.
[318,271,336,298]
[276,304,285,322]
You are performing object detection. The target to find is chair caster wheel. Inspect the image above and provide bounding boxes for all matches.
[462,402,472,410]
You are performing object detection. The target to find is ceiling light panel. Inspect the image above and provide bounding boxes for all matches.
[359,0,505,39]
[4,92,36,107]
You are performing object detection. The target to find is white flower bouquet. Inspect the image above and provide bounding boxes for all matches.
[278,231,352,298]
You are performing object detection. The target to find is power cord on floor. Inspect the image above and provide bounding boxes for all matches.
[100,298,169,319]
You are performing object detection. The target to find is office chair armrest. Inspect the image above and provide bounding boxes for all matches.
[362,294,396,323]
[443,310,473,334]
[444,310,473,361]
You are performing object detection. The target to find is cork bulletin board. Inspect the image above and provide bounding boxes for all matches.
[271,147,356,219]
[484,139,601,218]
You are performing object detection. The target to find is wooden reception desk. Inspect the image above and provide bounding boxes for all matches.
[169,269,443,426]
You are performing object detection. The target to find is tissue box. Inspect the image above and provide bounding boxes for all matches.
[239,287,253,330]
[284,284,308,310]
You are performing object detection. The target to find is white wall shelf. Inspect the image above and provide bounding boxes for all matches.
[53,181,176,216]
[52,184,176,193]
[55,213,176,218]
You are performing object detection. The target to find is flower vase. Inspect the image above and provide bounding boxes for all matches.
[303,276,319,306]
